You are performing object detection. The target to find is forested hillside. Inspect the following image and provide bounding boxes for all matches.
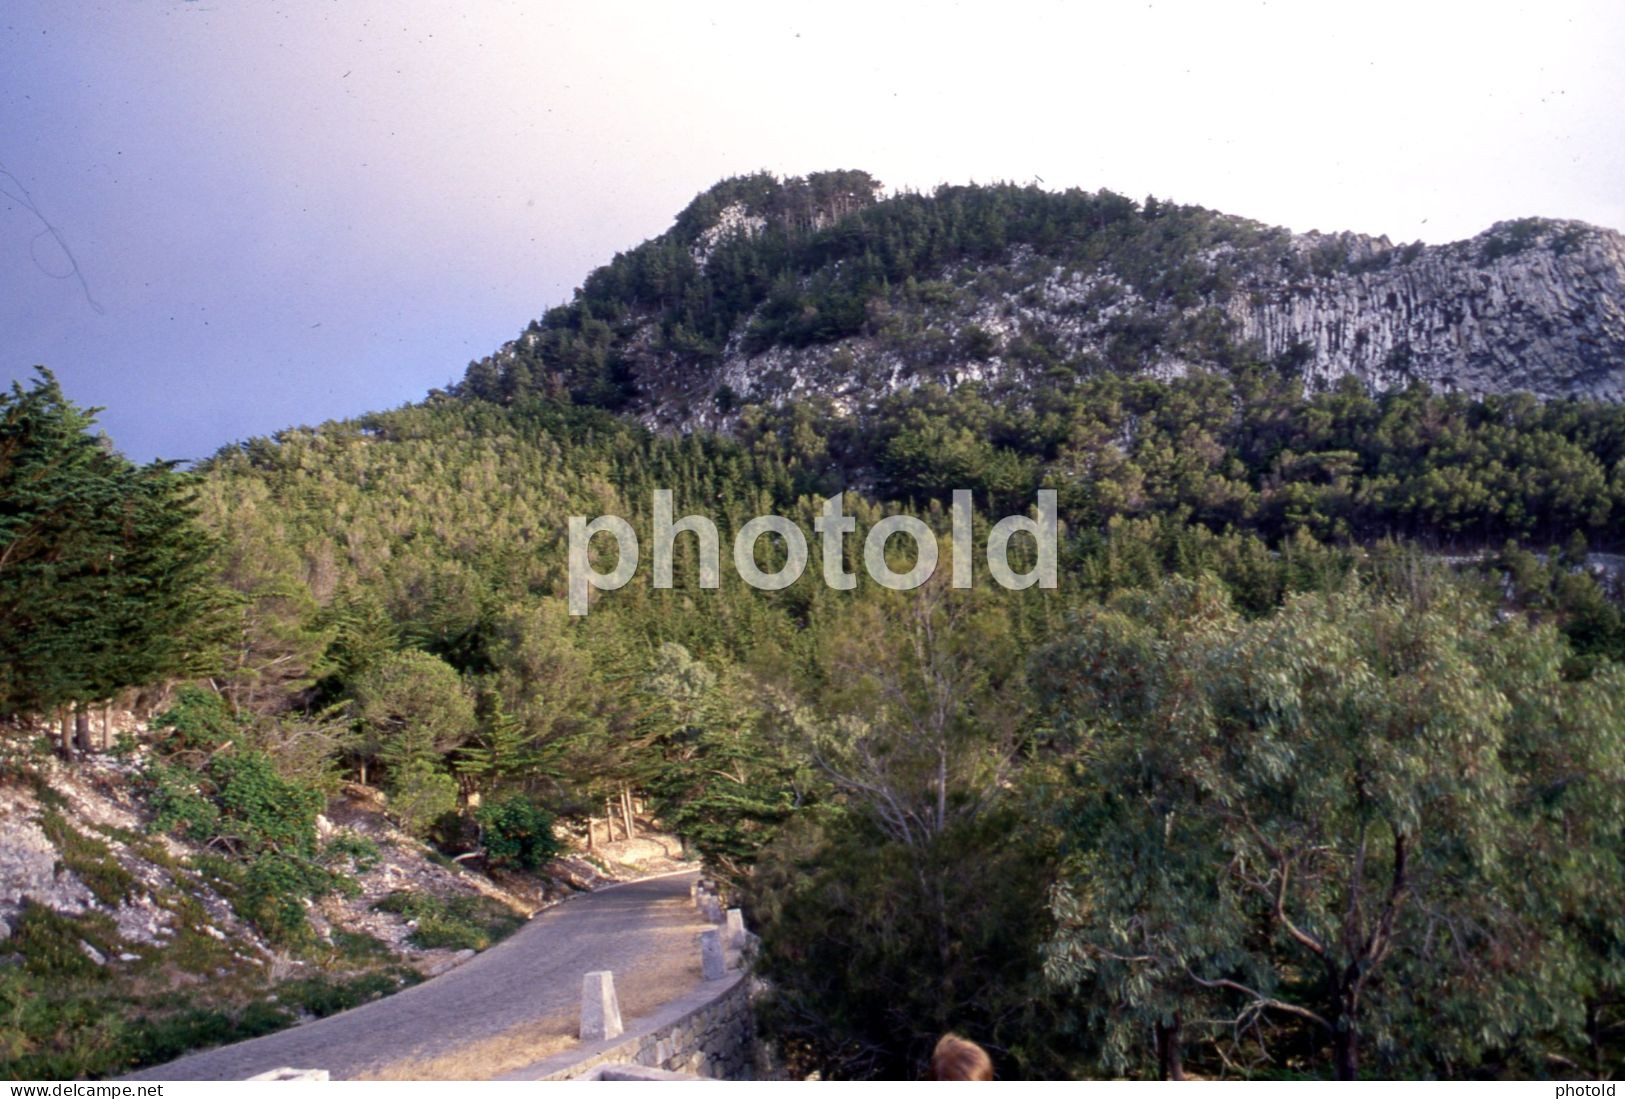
[4,173,1625,1080]
[191,380,1625,1080]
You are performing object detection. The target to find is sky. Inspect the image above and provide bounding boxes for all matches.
[3,0,1623,463]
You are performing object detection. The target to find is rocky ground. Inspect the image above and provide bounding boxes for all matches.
[0,725,696,1079]
[2,746,693,963]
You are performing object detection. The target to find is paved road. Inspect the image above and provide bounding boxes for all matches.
[128,869,706,1080]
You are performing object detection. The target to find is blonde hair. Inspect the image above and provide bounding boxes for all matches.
[931,1033,993,1081]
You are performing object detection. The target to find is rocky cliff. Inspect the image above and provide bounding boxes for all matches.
[1227,220,1625,400]
[461,175,1625,428]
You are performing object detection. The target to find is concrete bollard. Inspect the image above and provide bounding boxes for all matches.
[246,1068,330,1081]
[699,895,724,924]
[724,907,747,949]
[580,970,624,1040]
[699,929,727,981]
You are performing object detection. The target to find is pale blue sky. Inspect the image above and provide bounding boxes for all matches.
[4,0,1623,462]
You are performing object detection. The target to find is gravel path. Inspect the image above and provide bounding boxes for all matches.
[127,869,707,1081]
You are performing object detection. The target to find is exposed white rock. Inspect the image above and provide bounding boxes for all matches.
[113,897,174,944]
[611,218,1625,434]
[690,203,766,269]
[0,798,96,917]
[1225,222,1625,400]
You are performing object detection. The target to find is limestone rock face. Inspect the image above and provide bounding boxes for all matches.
[690,203,767,268]
[1225,221,1625,401]
[624,217,1625,432]
[470,190,1625,430]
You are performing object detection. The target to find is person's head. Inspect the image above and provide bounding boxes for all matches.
[931,1033,993,1080]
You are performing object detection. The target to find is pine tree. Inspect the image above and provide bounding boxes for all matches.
[0,369,228,738]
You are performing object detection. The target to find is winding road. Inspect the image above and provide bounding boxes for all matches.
[128,869,708,1081]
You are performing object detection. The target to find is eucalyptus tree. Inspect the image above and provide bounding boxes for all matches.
[1037,576,1625,1079]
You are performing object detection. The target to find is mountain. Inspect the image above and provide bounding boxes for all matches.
[11,175,1625,1083]
[457,172,1625,429]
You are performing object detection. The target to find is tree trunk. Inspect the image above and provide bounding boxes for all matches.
[935,748,948,836]
[75,707,93,754]
[916,865,953,1030]
[58,708,76,762]
[1332,1024,1358,1081]
[1586,1000,1602,1080]
[621,787,635,839]
[1156,1015,1186,1080]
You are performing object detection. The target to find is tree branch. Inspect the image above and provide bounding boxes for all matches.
[1186,969,1334,1033]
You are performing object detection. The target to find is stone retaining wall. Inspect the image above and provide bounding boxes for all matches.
[535,971,755,1080]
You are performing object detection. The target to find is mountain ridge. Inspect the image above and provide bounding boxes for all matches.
[456,173,1625,429]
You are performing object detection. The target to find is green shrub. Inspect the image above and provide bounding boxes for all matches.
[117,1003,291,1073]
[0,968,35,1063]
[406,911,487,951]
[323,830,381,872]
[152,687,236,752]
[9,903,119,982]
[0,971,132,1079]
[234,854,340,948]
[145,760,222,841]
[37,810,135,906]
[386,760,459,838]
[149,692,322,858]
[371,891,417,917]
[145,698,335,946]
[276,971,408,1018]
[475,795,560,871]
[371,890,522,952]
[329,929,392,963]
[212,749,322,854]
